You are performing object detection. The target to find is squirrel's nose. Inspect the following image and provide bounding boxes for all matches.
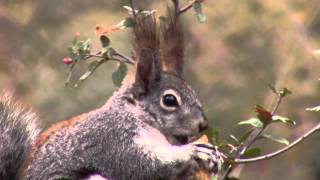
[199,119,209,132]
[198,110,209,132]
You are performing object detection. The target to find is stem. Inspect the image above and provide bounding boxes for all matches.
[235,123,320,163]
[271,95,282,115]
[113,49,135,64]
[220,95,284,180]
[87,49,135,65]
[65,62,77,87]
[171,0,198,20]
[179,0,196,15]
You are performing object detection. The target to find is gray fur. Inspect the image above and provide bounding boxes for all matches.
[24,77,211,179]
[0,92,40,180]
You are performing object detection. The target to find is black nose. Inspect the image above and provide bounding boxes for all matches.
[199,118,209,132]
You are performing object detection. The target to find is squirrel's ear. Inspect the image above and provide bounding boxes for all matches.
[133,14,161,92]
[135,50,161,91]
[161,16,184,76]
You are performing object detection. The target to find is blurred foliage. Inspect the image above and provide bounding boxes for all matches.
[0,0,320,179]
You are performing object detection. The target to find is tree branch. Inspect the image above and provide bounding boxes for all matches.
[235,122,320,163]
[171,0,198,20]
[271,94,283,115]
[220,94,285,180]
[112,49,135,64]
[87,49,135,65]
[179,0,196,15]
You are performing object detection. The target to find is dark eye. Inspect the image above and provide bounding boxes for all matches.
[162,94,178,107]
[160,89,181,111]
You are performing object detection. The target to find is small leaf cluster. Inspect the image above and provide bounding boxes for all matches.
[211,85,296,179]
[64,33,129,87]
[193,1,207,23]
[62,0,208,87]
[66,35,91,63]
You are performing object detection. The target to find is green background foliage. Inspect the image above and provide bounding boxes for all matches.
[0,0,319,179]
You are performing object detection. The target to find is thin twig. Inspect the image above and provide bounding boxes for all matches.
[65,62,77,87]
[235,123,320,163]
[87,49,135,65]
[172,0,197,16]
[220,95,284,180]
[271,95,282,115]
[113,49,135,64]
[179,0,196,15]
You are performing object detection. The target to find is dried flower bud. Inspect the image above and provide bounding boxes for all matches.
[75,32,81,37]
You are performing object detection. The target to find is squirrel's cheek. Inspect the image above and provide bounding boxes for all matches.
[134,126,193,164]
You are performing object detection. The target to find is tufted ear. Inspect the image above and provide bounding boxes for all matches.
[133,13,161,93]
[161,13,184,76]
[135,50,161,92]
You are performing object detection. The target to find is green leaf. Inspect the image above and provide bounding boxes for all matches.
[260,134,289,145]
[193,2,207,23]
[238,118,263,128]
[101,47,109,57]
[72,36,79,46]
[105,47,117,59]
[229,134,240,145]
[73,38,91,59]
[123,5,133,13]
[124,17,135,27]
[78,60,104,83]
[100,35,111,47]
[306,106,320,112]
[212,175,219,180]
[117,17,135,29]
[101,47,116,60]
[112,63,128,87]
[272,115,296,125]
[241,147,261,158]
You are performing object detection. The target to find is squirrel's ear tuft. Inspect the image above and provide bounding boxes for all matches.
[160,13,184,76]
[133,14,161,93]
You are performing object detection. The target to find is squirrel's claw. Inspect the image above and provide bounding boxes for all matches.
[192,143,224,175]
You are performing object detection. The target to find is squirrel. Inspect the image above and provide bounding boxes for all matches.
[0,4,223,180]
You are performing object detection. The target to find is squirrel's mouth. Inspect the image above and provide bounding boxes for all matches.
[170,134,202,145]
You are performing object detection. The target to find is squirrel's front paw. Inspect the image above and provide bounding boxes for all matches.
[192,143,224,175]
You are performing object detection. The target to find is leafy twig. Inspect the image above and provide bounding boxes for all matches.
[220,89,286,180]
[87,50,134,65]
[171,0,200,21]
[271,94,283,115]
[235,122,320,163]
[112,49,135,64]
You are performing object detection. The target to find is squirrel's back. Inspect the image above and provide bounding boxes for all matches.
[0,92,40,180]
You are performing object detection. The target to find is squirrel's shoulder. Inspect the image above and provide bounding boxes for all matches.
[33,113,88,151]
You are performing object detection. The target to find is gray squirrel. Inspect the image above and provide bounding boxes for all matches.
[0,3,223,180]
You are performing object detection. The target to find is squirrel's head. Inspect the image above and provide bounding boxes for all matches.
[131,13,208,145]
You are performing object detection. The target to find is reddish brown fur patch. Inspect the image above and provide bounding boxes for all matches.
[33,113,87,151]
[20,113,87,177]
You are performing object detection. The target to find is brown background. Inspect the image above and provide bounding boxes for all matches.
[0,0,319,179]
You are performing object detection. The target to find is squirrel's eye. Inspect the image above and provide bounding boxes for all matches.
[162,94,178,107]
[160,89,181,111]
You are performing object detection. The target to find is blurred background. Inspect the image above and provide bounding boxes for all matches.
[0,0,319,179]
